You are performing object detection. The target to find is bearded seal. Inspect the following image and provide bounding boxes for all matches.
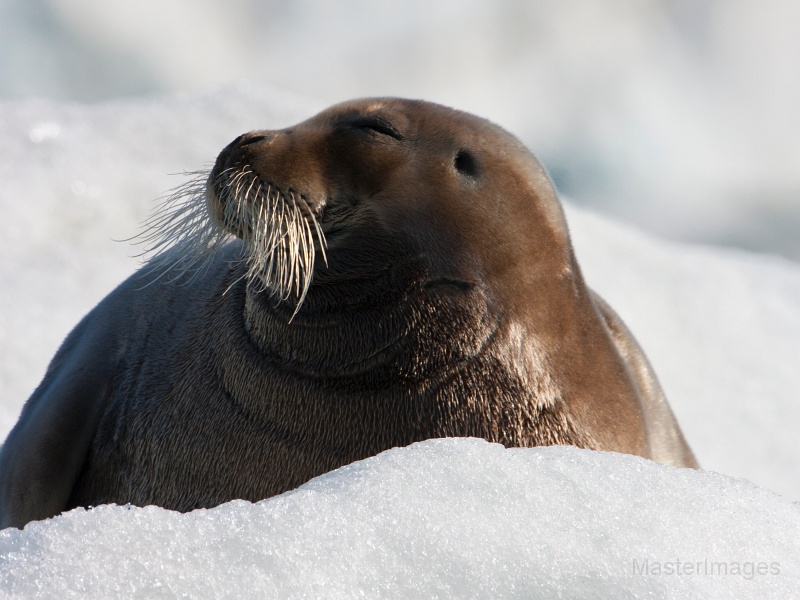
[0,98,697,529]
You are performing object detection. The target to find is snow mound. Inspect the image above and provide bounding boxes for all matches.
[1,440,797,599]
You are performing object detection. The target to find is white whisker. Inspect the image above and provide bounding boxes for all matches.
[134,165,326,315]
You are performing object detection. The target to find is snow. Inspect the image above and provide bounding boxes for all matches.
[2,440,799,599]
[1,87,799,597]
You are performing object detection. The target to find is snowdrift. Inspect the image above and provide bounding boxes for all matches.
[1,440,798,598]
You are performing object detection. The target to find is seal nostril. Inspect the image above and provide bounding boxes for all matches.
[239,134,268,147]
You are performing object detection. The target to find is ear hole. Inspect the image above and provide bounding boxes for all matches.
[454,150,478,177]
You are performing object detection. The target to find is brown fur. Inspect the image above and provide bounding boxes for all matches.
[0,98,696,529]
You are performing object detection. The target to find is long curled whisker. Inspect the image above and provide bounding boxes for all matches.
[132,166,326,319]
[133,169,233,286]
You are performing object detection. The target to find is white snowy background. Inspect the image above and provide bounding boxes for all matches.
[1,1,799,597]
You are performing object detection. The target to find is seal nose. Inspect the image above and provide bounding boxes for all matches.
[238,133,268,147]
[212,132,273,179]
[221,133,247,155]
[212,134,245,175]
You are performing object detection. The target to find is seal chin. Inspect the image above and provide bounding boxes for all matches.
[423,277,475,294]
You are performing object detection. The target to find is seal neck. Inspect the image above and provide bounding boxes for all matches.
[242,278,411,378]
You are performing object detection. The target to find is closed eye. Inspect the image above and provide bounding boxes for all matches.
[349,116,403,140]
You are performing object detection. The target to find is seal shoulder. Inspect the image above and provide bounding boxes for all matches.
[0,306,118,529]
[0,248,240,528]
[590,291,698,468]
